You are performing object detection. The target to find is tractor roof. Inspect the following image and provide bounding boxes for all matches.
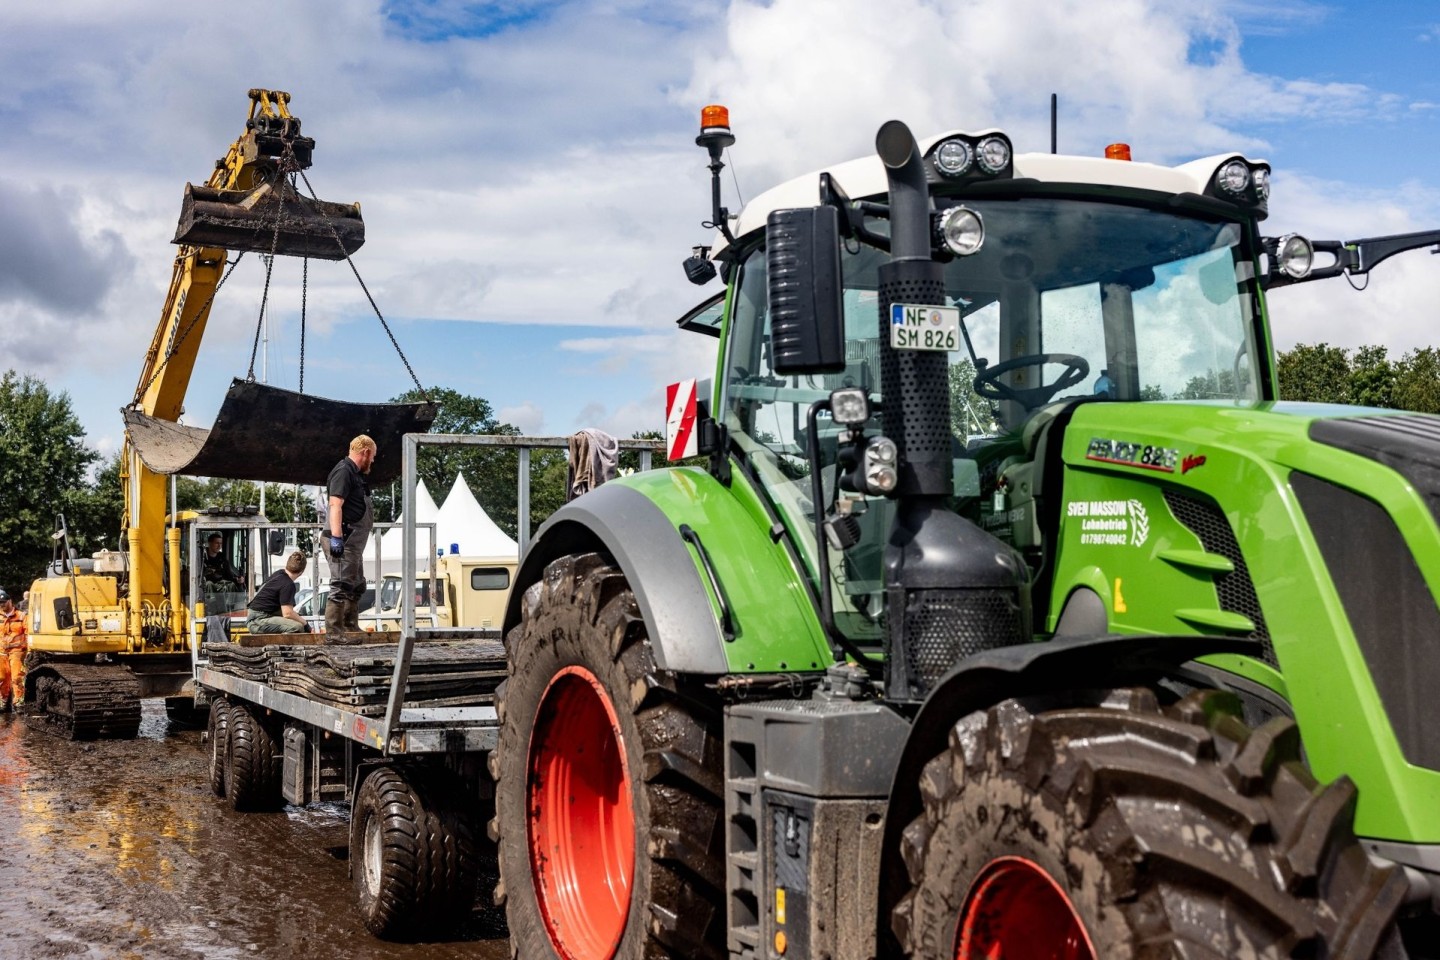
[713,130,1264,258]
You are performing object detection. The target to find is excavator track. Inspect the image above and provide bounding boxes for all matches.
[26,663,142,740]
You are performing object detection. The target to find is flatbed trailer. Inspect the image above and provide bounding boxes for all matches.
[192,435,661,939]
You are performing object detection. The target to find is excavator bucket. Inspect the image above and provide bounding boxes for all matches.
[124,379,437,486]
[173,183,365,260]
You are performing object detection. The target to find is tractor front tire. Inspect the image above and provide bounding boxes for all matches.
[225,702,283,812]
[893,687,1409,959]
[207,697,231,798]
[350,764,481,940]
[491,553,725,960]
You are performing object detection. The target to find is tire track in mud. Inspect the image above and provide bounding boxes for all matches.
[0,703,507,960]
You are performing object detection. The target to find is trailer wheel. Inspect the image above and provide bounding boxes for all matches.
[350,764,481,940]
[492,553,725,960]
[225,702,283,812]
[207,697,230,798]
[892,687,1409,959]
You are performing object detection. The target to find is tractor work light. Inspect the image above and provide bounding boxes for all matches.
[830,387,871,427]
[937,206,985,256]
[1253,166,1270,200]
[1277,234,1314,279]
[864,437,899,495]
[927,132,1013,181]
[933,138,973,177]
[1216,159,1251,196]
[976,136,1011,174]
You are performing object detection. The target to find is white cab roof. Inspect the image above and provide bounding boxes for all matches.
[714,130,1260,258]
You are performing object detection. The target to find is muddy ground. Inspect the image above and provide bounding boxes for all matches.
[0,702,509,960]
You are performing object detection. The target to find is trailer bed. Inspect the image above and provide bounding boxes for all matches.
[198,637,506,754]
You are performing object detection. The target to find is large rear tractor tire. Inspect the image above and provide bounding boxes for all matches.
[892,687,1409,959]
[491,553,725,960]
[207,697,231,799]
[350,764,481,940]
[225,701,283,812]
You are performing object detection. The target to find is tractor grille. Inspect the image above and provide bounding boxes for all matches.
[1292,472,1440,771]
[1162,489,1277,667]
[895,588,1024,699]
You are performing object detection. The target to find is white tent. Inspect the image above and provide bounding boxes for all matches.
[367,473,516,576]
[436,471,519,557]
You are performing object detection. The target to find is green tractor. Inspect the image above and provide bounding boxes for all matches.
[489,107,1440,958]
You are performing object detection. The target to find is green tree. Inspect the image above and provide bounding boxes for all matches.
[948,359,998,439]
[388,386,556,540]
[1276,343,1352,403]
[1349,345,1396,409]
[0,371,98,594]
[67,451,126,554]
[1393,347,1440,414]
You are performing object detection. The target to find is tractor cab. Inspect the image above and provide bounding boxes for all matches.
[705,122,1281,660]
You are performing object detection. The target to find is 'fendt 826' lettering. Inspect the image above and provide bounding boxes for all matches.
[1086,436,1178,473]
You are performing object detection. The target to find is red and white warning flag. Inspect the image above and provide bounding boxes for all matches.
[665,379,698,460]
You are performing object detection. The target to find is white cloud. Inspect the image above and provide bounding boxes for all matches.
[0,0,1433,446]
[498,400,546,433]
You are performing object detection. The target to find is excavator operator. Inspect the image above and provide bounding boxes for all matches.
[202,533,243,589]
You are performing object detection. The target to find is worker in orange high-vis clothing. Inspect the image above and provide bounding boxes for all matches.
[0,589,25,712]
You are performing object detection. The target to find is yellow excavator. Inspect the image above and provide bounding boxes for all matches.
[24,89,433,738]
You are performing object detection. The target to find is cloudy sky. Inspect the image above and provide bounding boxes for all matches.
[1,0,1437,457]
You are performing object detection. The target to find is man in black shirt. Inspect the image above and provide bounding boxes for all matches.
[324,434,376,638]
[247,551,308,635]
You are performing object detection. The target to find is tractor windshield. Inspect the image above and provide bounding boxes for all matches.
[722,197,1260,643]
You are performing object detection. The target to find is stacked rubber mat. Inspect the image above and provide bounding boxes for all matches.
[203,639,507,716]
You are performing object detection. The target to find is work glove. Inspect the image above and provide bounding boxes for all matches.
[328,535,345,559]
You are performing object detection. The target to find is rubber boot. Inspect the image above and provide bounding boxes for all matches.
[343,597,362,633]
[323,598,353,644]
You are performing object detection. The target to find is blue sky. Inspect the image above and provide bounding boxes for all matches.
[0,0,1437,461]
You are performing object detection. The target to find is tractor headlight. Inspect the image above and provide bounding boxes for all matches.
[830,387,871,427]
[1216,160,1251,196]
[933,139,973,178]
[976,137,1011,174]
[864,437,899,495]
[1277,234,1314,279]
[937,206,985,257]
[1253,166,1270,200]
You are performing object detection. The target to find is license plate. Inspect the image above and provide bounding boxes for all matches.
[890,303,960,351]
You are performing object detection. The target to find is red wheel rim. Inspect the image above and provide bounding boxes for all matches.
[955,856,1096,960]
[527,665,635,959]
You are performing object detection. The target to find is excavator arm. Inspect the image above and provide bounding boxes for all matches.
[120,89,415,653]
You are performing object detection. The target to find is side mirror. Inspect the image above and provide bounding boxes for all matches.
[267,529,285,556]
[767,206,846,375]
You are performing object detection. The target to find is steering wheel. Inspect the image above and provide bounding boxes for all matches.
[974,353,1091,408]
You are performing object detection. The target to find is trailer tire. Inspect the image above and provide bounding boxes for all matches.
[350,764,481,940]
[892,686,1410,960]
[492,552,725,960]
[225,702,282,812]
[207,697,230,798]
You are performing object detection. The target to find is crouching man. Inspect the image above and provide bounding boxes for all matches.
[246,551,309,635]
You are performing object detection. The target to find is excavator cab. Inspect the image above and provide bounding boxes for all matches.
[172,88,364,260]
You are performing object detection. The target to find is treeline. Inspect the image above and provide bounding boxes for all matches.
[1276,344,1440,412]
[0,371,659,596]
